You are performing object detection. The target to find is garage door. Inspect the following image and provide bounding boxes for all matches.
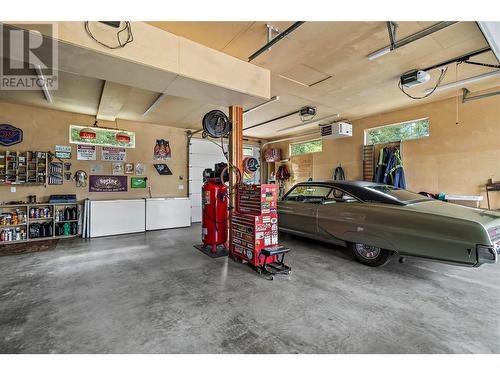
[189,138,226,223]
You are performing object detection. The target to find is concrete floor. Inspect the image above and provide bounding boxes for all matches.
[1,224,499,354]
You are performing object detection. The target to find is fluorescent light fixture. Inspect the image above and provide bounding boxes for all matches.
[367,46,391,61]
[477,22,500,63]
[368,22,457,61]
[143,93,167,116]
[277,114,340,133]
[34,65,52,103]
[243,96,279,114]
[427,70,500,94]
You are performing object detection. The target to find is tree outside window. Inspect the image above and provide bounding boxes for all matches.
[290,139,323,156]
[366,118,430,145]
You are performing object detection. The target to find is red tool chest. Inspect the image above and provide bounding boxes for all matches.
[237,184,278,214]
[231,212,279,267]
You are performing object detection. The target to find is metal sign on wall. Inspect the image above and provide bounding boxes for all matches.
[77,145,96,160]
[0,124,23,146]
[89,175,128,192]
[55,145,71,159]
[69,125,136,149]
[101,147,126,161]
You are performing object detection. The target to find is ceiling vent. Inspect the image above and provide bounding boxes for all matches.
[320,122,352,139]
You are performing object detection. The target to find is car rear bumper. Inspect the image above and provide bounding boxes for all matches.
[477,243,499,265]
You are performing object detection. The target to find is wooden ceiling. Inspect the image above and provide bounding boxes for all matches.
[148,21,500,139]
[1,22,498,139]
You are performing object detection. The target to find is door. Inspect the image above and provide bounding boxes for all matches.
[278,184,333,236]
[188,138,226,223]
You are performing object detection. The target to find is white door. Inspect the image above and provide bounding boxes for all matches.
[188,138,227,223]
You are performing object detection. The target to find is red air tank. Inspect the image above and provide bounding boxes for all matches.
[202,178,228,254]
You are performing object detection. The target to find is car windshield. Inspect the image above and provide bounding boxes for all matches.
[366,185,429,203]
[284,185,332,202]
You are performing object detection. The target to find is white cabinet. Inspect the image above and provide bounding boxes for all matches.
[90,199,145,238]
[88,198,191,238]
[146,198,190,230]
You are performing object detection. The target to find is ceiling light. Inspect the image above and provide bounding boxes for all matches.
[367,46,391,61]
[277,114,340,133]
[367,21,457,61]
[477,22,500,63]
[143,93,167,116]
[243,96,279,114]
[34,65,52,103]
[427,70,500,94]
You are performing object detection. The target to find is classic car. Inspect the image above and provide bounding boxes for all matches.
[278,180,500,267]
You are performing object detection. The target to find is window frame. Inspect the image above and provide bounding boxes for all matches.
[289,138,323,157]
[364,117,430,146]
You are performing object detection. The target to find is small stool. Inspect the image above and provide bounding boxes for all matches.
[258,245,291,280]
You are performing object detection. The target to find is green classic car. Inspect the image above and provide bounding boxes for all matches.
[278,180,500,267]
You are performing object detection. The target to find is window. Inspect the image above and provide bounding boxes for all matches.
[366,185,430,204]
[284,185,332,202]
[290,139,322,156]
[365,118,429,145]
[327,189,358,203]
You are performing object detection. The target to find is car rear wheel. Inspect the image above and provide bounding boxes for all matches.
[349,242,393,267]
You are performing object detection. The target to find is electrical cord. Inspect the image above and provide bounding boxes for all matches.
[203,136,242,195]
[84,21,134,49]
[398,67,448,100]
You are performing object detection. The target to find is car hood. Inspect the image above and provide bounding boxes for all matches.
[405,200,500,227]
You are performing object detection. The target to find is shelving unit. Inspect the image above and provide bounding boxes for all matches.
[0,203,80,244]
[0,150,48,185]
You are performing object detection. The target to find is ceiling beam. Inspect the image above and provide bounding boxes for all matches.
[248,21,305,62]
[1,22,270,107]
[96,81,132,121]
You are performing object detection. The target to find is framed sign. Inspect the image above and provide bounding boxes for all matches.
[55,145,72,160]
[154,163,172,175]
[153,139,172,160]
[135,163,146,175]
[69,125,135,148]
[77,145,96,160]
[102,147,126,162]
[124,163,134,174]
[55,151,71,159]
[0,124,23,146]
[89,175,128,192]
[131,177,147,188]
[90,164,103,174]
[112,162,124,175]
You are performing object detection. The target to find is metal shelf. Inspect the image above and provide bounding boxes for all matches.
[0,223,27,229]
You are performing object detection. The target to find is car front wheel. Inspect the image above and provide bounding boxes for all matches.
[349,242,393,267]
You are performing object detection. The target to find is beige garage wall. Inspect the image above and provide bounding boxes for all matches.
[0,101,188,202]
[265,89,500,209]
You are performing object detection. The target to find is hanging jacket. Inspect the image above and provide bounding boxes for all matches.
[391,150,406,189]
[276,165,290,181]
[376,147,391,183]
[384,149,406,188]
[333,165,346,180]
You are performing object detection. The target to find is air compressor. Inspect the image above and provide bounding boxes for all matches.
[201,162,229,255]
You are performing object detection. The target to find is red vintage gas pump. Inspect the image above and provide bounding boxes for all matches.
[201,163,228,255]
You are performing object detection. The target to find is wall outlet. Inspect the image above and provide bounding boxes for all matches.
[178,184,184,190]
[10,186,16,193]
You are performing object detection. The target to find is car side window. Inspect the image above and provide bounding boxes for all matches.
[325,189,358,203]
[284,185,332,203]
